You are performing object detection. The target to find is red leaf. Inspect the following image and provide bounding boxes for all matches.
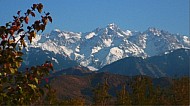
[48,16,52,23]
[31,12,35,17]
[9,29,14,36]
[37,3,43,13]
[42,18,47,25]
[32,4,37,10]
[33,4,37,8]
[24,16,29,24]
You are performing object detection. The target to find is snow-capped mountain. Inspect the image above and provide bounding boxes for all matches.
[99,48,190,77]
[129,27,190,56]
[22,23,190,70]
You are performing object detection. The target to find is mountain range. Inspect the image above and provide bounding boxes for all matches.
[19,23,190,72]
[99,48,190,77]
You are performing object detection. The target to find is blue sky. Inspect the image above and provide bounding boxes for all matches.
[0,0,189,35]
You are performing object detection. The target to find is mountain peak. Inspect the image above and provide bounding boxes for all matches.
[147,27,159,32]
[106,23,119,30]
[50,29,61,34]
[53,29,61,32]
[24,24,190,71]
[146,27,162,36]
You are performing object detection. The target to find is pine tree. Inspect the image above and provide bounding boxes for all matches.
[93,78,111,106]
[130,76,155,105]
[116,84,131,105]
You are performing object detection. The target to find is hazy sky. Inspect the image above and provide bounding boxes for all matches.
[0,0,189,35]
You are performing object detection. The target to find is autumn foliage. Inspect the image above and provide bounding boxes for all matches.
[0,3,53,105]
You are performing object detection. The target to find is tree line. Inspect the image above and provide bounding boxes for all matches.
[49,76,189,105]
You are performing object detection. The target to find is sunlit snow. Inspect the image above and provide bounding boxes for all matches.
[17,24,190,70]
[85,32,96,39]
[103,39,112,47]
[52,57,59,64]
